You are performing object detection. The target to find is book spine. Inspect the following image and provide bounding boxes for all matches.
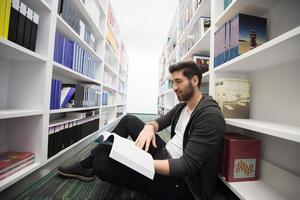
[8,0,19,42]
[29,12,38,51]
[23,7,32,49]
[16,2,26,46]
[3,0,12,39]
[69,41,74,68]
[57,80,62,109]
[50,79,55,109]
[0,0,7,37]
[53,31,60,63]
[62,38,69,67]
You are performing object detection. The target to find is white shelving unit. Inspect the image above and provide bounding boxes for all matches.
[0,0,128,192]
[158,0,300,199]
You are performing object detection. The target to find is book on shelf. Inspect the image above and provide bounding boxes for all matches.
[16,2,26,46]
[0,151,35,180]
[214,13,267,67]
[60,86,76,108]
[0,0,12,39]
[193,55,209,74]
[57,0,96,51]
[102,91,114,106]
[73,84,102,108]
[23,6,33,49]
[7,0,19,42]
[0,0,6,38]
[28,11,38,51]
[224,137,261,182]
[215,78,250,119]
[50,79,62,110]
[98,131,155,180]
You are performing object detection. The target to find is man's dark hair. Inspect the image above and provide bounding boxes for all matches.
[169,61,202,88]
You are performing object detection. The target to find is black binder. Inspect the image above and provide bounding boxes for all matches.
[29,12,39,51]
[8,0,20,43]
[23,7,33,49]
[16,2,27,46]
[48,133,55,158]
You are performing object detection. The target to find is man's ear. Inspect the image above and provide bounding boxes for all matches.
[192,76,199,86]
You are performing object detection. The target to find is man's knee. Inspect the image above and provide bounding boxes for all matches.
[121,114,138,123]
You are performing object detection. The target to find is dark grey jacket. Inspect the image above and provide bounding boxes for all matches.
[155,95,225,200]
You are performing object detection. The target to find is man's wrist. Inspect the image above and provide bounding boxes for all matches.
[146,122,157,132]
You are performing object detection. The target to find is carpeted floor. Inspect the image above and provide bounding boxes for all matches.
[15,114,166,200]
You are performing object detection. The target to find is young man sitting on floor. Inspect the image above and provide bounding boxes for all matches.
[58,61,225,200]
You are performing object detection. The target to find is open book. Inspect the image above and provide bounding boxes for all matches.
[100,131,154,180]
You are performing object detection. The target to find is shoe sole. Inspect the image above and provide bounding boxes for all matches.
[57,169,96,182]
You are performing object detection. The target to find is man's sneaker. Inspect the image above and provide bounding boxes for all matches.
[57,162,96,182]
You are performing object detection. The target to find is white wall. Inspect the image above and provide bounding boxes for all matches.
[110,0,177,114]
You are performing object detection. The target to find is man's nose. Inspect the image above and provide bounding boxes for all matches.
[173,84,178,91]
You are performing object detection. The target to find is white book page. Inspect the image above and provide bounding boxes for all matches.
[108,133,154,180]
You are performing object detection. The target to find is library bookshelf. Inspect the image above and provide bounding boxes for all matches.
[0,0,128,191]
[158,0,300,199]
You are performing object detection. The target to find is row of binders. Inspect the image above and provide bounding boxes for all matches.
[58,0,96,51]
[214,13,267,67]
[50,79,101,110]
[0,0,39,51]
[48,111,99,158]
[0,151,35,181]
[54,31,97,80]
[219,132,260,182]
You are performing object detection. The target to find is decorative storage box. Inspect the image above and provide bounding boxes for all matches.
[219,132,249,177]
[225,137,261,182]
[214,13,267,67]
[215,78,250,118]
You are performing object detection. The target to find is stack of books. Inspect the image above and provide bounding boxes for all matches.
[1,0,39,51]
[0,151,35,181]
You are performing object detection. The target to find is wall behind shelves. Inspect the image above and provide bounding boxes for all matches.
[110,0,177,114]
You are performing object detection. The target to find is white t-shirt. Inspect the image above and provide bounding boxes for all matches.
[165,105,193,158]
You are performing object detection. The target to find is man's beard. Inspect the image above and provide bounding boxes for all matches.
[176,82,195,101]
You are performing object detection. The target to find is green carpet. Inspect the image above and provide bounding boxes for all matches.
[16,114,168,200]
